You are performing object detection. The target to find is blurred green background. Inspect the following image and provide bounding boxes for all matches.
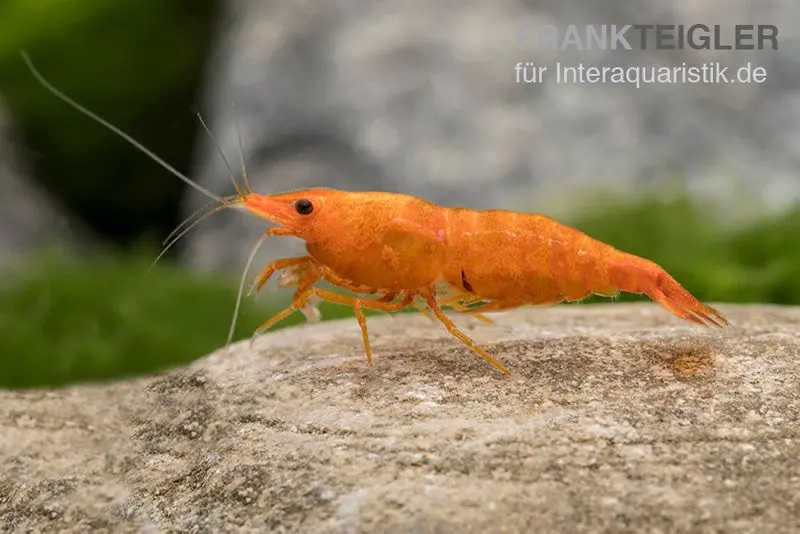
[0,0,219,243]
[0,1,797,390]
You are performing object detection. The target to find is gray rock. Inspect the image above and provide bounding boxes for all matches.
[1,303,799,532]
[0,99,88,269]
[182,0,800,273]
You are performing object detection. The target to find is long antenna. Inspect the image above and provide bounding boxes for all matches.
[21,51,226,205]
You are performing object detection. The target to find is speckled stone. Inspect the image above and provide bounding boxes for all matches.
[2,303,799,532]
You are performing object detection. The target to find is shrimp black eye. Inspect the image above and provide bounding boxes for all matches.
[294,199,313,215]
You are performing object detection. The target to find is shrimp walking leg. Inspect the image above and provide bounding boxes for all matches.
[373,291,435,323]
[412,298,437,323]
[445,300,494,324]
[317,266,399,296]
[461,294,566,315]
[253,270,321,336]
[308,288,417,363]
[421,290,511,375]
[249,256,315,296]
[435,289,494,324]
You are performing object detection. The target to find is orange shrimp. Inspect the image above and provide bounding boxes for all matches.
[24,53,730,376]
[239,190,730,375]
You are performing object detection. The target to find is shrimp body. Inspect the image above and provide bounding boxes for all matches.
[244,189,729,373]
[25,53,728,377]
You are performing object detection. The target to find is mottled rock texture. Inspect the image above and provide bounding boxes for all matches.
[2,303,799,532]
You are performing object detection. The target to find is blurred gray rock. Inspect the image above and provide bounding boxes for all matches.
[184,0,800,273]
[0,99,87,269]
[1,303,799,532]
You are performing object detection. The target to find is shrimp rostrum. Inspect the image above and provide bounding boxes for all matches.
[24,53,730,376]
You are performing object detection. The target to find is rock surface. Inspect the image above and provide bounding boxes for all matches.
[1,303,799,532]
[184,0,800,272]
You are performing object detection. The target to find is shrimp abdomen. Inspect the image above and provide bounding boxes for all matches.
[443,209,610,301]
[443,209,729,327]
